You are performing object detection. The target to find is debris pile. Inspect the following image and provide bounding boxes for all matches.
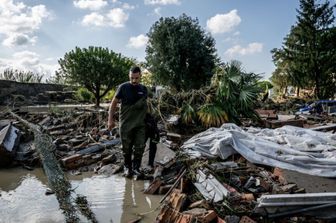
[154,154,336,222]
[1,105,336,223]
[153,122,336,223]
[0,109,123,174]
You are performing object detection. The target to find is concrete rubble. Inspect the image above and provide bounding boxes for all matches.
[153,109,336,222]
[194,168,230,202]
[1,107,336,223]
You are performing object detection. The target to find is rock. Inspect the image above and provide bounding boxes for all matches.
[224,215,240,223]
[101,154,117,165]
[97,164,122,176]
[45,188,55,195]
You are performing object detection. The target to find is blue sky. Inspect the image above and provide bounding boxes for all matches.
[1,0,331,81]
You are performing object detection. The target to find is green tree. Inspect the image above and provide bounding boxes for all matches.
[272,0,336,99]
[58,46,134,107]
[160,61,262,128]
[141,68,155,87]
[270,47,294,97]
[258,80,273,92]
[146,14,218,91]
[270,67,290,97]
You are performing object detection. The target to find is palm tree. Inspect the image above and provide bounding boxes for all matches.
[212,60,261,124]
[162,60,262,128]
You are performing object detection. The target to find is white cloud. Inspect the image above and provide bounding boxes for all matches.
[154,7,161,16]
[224,42,263,57]
[31,4,50,21]
[82,12,105,26]
[0,51,58,79]
[2,34,37,47]
[73,0,108,11]
[206,10,241,34]
[45,57,55,61]
[127,34,148,49]
[13,51,40,66]
[122,3,135,10]
[0,0,25,15]
[81,8,128,28]
[106,8,128,28]
[144,0,180,5]
[0,0,50,47]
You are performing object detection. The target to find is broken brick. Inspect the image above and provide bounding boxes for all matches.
[239,216,256,223]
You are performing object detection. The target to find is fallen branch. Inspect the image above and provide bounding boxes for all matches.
[9,110,97,223]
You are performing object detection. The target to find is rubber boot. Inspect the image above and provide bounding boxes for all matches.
[132,157,143,180]
[123,153,133,178]
[148,140,157,168]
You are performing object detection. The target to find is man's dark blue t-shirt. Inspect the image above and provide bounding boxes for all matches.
[115,82,147,105]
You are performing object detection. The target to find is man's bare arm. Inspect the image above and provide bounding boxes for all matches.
[108,97,119,130]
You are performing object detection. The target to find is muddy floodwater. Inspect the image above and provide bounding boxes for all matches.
[0,168,161,223]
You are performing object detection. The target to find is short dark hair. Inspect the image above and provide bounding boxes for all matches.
[130,66,141,74]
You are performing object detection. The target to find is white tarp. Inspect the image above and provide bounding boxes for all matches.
[181,123,336,177]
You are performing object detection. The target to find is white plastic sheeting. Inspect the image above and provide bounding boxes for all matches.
[181,123,336,177]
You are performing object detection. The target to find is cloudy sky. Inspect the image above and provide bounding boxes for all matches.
[0,0,321,80]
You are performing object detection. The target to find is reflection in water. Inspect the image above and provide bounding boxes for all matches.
[73,175,125,222]
[0,176,64,223]
[0,168,161,223]
[0,168,48,191]
[120,179,160,223]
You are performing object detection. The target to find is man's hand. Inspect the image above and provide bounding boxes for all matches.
[108,97,119,131]
[108,119,116,131]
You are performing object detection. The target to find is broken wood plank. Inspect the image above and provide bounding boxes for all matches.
[160,168,186,203]
[144,179,162,194]
[77,138,120,155]
[255,109,278,120]
[310,124,336,132]
[168,189,187,211]
[265,119,306,129]
[159,185,172,195]
[166,132,182,142]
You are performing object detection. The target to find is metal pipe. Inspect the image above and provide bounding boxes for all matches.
[269,202,336,218]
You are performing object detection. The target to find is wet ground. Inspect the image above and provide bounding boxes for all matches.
[0,140,175,223]
[0,167,161,223]
[283,169,336,193]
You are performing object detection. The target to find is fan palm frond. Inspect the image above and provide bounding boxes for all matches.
[197,103,228,128]
[180,103,196,124]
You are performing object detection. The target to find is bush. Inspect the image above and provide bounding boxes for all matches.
[76,87,93,102]
[103,89,115,102]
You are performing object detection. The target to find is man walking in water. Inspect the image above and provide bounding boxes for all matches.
[108,66,147,178]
